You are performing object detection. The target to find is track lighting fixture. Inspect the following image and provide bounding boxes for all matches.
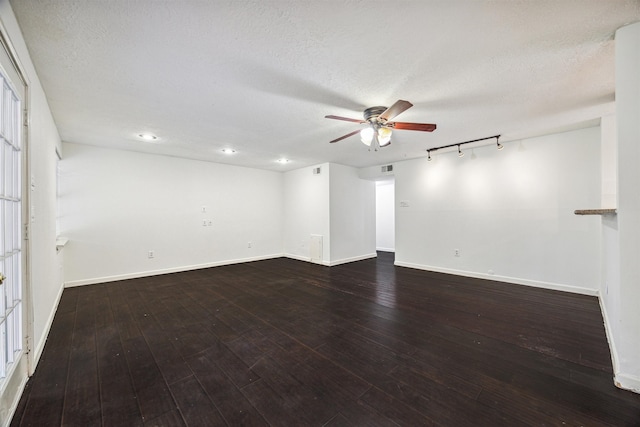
[426,134,501,160]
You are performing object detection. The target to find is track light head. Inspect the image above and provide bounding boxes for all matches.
[457,145,464,157]
[496,136,504,150]
[427,151,432,161]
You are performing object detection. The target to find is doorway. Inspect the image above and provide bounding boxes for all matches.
[375,179,395,252]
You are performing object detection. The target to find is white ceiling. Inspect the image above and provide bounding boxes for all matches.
[10,0,640,171]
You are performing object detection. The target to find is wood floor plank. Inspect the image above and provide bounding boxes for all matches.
[333,399,400,427]
[187,350,268,426]
[121,336,163,391]
[192,341,260,388]
[249,354,342,425]
[137,317,194,386]
[98,342,144,426]
[18,310,75,426]
[61,301,101,427]
[241,378,306,426]
[169,376,226,426]
[225,330,273,367]
[11,253,640,426]
[476,374,612,426]
[143,409,186,427]
[359,385,435,426]
[389,365,521,426]
[323,413,351,426]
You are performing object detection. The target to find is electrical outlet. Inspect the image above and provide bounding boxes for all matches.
[454,249,460,257]
[148,250,154,259]
[207,220,212,226]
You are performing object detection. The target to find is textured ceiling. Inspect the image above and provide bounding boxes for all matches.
[10,0,640,171]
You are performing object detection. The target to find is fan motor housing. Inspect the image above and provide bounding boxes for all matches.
[363,106,388,122]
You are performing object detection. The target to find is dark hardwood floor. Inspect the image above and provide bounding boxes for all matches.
[11,252,640,426]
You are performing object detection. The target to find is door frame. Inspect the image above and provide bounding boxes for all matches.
[0,16,33,387]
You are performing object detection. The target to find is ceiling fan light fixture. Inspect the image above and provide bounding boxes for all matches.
[360,127,374,146]
[378,127,392,146]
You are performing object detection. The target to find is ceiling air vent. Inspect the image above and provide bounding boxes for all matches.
[381,165,393,173]
[313,167,321,175]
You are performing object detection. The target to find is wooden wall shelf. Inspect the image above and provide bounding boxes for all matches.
[574,209,617,216]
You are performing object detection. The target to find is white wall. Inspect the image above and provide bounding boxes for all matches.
[26,90,62,361]
[60,143,283,285]
[376,180,395,252]
[394,127,602,294]
[1,0,63,361]
[0,2,63,424]
[283,163,330,263]
[608,22,640,393]
[329,163,376,264]
[283,163,376,265]
[598,116,618,362]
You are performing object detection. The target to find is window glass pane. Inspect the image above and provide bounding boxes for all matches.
[0,66,22,382]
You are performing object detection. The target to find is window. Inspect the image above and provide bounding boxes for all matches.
[0,70,22,380]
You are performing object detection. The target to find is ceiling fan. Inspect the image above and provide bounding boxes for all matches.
[325,100,436,150]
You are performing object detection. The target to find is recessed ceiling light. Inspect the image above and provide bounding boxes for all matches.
[138,133,158,141]
[277,158,290,164]
[221,148,236,154]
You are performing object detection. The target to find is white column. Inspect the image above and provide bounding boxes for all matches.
[613,21,640,393]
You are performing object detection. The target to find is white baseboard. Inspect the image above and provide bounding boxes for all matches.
[615,372,640,394]
[599,294,620,376]
[328,253,377,266]
[376,247,395,253]
[64,253,285,287]
[284,253,313,263]
[1,282,63,426]
[3,375,27,427]
[1,357,28,427]
[32,281,65,372]
[283,253,328,266]
[394,261,598,296]
[599,293,640,394]
[283,252,377,266]
[67,251,380,288]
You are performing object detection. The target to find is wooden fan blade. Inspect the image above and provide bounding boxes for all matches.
[379,100,413,121]
[330,129,361,143]
[325,115,366,124]
[388,121,437,132]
